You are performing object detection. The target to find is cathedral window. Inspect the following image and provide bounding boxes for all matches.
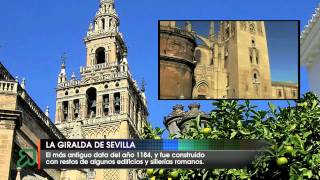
[62,101,68,121]
[86,87,97,118]
[251,40,255,47]
[102,19,105,30]
[249,48,253,64]
[73,99,80,118]
[253,72,259,83]
[96,47,106,64]
[114,92,121,114]
[103,94,109,116]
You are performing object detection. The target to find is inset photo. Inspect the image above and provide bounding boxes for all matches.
[159,20,299,100]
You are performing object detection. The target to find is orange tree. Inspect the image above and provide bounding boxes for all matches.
[142,92,320,179]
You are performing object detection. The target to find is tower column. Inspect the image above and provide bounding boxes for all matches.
[120,92,126,114]
[97,95,103,117]
[68,101,73,121]
[109,93,114,115]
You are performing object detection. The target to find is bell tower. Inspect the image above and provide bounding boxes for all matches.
[54,0,148,179]
[220,21,272,98]
[84,0,127,67]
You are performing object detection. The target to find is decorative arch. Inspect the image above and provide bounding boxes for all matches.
[86,87,97,117]
[252,69,260,82]
[95,47,106,64]
[194,80,209,99]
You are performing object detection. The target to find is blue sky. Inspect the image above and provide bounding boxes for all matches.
[176,20,298,83]
[0,0,316,136]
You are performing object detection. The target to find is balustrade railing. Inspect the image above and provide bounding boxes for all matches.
[80,62,118,74]
[0,81,17,93]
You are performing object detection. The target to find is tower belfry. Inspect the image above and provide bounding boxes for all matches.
[84,0,127,67]
[55,0,148,179]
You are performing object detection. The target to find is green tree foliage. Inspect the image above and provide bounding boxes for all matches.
[142,92,320,179]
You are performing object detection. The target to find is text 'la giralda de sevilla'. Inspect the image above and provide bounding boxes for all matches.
[45,140,136,149]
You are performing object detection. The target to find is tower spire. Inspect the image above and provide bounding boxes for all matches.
[209,21,215,40]
[58,53,67,83]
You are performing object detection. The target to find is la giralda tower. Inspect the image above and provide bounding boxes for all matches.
[54,0,148,179]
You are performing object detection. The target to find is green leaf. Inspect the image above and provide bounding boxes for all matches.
[288,124,297,131]
[302,170,313,178]
[303,131,312,139]
[240,130,251,135]
[311,99,318,109]
[230,131,237,139]
[268,102,276,113]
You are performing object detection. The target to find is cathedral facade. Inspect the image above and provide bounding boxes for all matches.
[160,21,298,99]
[54,0,148,179]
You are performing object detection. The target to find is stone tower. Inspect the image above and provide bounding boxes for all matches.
[220,21,272,98]
[159,21,197,99]
[54,0,148,179]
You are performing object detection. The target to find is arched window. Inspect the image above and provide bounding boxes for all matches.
[278,90,282,98]
[253,71,259,83]
[96,47,105,64]
[197,83,209,99]
[86,87,97,117]
[102,19,105,30]
[249,48,253,64]
[251,40,255,47]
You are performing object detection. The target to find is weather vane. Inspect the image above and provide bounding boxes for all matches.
[61,52,67,65]
[141,78,146,92]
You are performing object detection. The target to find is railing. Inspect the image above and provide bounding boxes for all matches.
[80,62,119,74]
[0,81,18,93]
[17,86,65,139]
[57,79,82,88]
[57,71,129,89]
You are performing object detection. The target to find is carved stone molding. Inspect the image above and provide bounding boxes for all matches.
[0,110,22,129]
